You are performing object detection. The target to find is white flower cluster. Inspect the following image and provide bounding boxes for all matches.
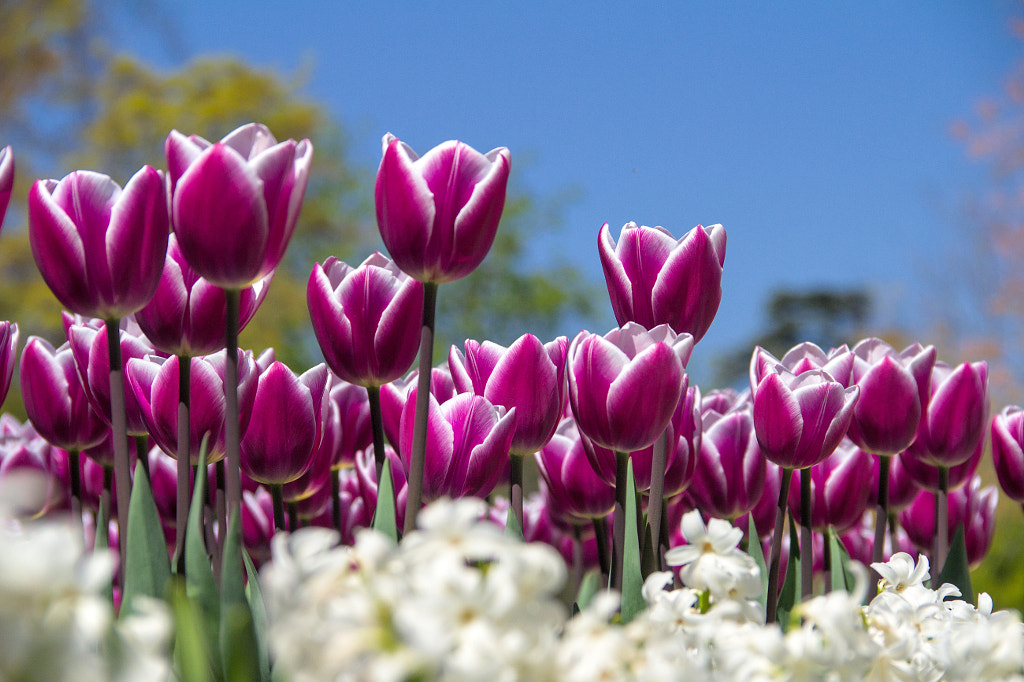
[0,515,172,681]
[261,504,1024,682]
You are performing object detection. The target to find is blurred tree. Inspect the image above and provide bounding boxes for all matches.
[711,287,873,388]
[0,0,601,416]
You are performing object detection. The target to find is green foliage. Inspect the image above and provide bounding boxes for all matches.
[748,515,769,612]
[777,512,801,630]
[121,461,171,616]
[937,524,974,605]
[372,458,399,543]
[620,458,645,624]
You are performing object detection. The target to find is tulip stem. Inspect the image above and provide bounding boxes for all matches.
[215,460,226,580]
[100,464,113,551]
[174,356,191,575]
[223,288,242,531]
[287,500,299,531]
[105,318,130,589]
[935,465,949,577]
[404,282,438,535]
[331,467,343,535]
[872,455,891,569]
[593,515,610,579]
[800,469,813,601]
[646,430,668,573]
[366,386,387,484]
[270,483,286,532]
[766,467,794,624]
[611,450,629,591]
[510,454,525,531]
[571,525,584,600]
[134,435,149,481]
[823,527,833,594]
[68,449,82,541]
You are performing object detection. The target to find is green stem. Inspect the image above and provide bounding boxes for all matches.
[404,282,438,535]
[872,455,890,566]
[801,468,813,601]
[611,450,629,591]
[766,467,794,624]
[367,385,387,482]
[287,500,298,531]
[134,435,149,481]
[592,515,610,579]
[174,355,191,576]
[223,288,242,532]
[68,449,82,540]
[331,467,343,535]
[646,430,668,573]
[510,453,525,531]
[935,465,949,578]
[270,483,286,532]
[105,318,130,589]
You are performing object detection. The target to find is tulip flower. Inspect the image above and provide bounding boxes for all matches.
[787,439,873,533]
[329,379,373,469]
[991,405,1024,503]
[598,221,726,342]
[0,146,13,230]
[338,447,409,544]
[687,404,767,521]
[308,253,424,388]
[380,367,455,457]
[751,362,859,620]
[535,418,616,523]
[375,134,511,285]
[167,123,313,288]
[900,436,982,493]
[135,234,271,357]
[750,343,854,390]
[0,322,18,410]
[398,388,515,503]
[898,476,997,569]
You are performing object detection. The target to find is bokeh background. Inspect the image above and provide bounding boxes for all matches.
[4,0,1024,605]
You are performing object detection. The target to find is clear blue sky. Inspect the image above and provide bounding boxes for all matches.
[115,1,1021,384]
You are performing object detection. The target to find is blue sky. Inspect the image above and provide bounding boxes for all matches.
[116,1,1021,384]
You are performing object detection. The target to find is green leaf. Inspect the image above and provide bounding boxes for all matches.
[748,515,769,611]
[220,511,259,682]
[828,529,846,593]
[575,569,600,612]
[640,519,657,579]
[776,510,801,630]
[372,458,399,543]
[937,524,974,605]
[184,438,221,676]
[168,578,214,682]
[243,551,271,682]
[504,504,523,540]
[619,458,645,623]
[121,461,171,616]
[95,501,113,603]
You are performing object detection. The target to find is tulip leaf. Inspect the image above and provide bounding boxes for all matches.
[937,524,973,605]
[168,578,213,682]
[220,510,259,682]
[828,530,855,594]
[243,551,271,682]
[575,568,601,612]
[122,461,171,617]
[777,510,801,631]
[95,502,113,603]
[620,458,645,623]
[372,458,399,543]
[640,520,658,579]
[184,439,221,676]
[505,505,524,540]
[748,515,769,611]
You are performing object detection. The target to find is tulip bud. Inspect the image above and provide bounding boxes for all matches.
[0,146,13,231]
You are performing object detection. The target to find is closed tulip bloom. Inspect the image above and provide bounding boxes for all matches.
[127,351,260,465]
[687,405,767,520]
[135,234,271,356]
[880,452,922,512]
[598,221,726,342]
[0,146,13,230]
[379,366,455,458]
[845,339,936,456]
[787,439,873,533]
[535,418,615,521]
[450,334,567,456]
[308,253,424,387]
[568,323,693,453]
[339,447,409,544]
[752,365,859,470]
[992,405,1024,502]
[167,123,313,288]
[749,343,854,391]
[240,362,329,485]
[0,322,18,408]
[900,436,983,493]
[28,166,168,319]
[701,387,747,417]
[20,337,108,451]
[399,388,516,502]
[904,361,988,468]
[328,379,372,469]
[375,134,510,284]
[898,475,997,568]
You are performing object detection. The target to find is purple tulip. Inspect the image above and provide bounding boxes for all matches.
[20,337,108,452]
[0,146,13,230]
[904,360,988,468]
[750,343,854,390]
[992,405,1024,502]
[337,446,408,543]
[687,404,767,520]
[167,123,313,288]
[329,379,373,468]
[752,365,859,470]
[380,366,455,458]
[399,388,516,502]
[788,439,873,533]
[375,134,511,284]
[839,511,916,565]
[0,322,18,409]
[736,461,783,539]
[28,166,168,319]
[845,339,935,456]
[135,233,271,356]
[450,334,567,456]
[900,436,983,493]
[598,221,726,342]
[701,387,747,417]
[241,487,274,565]
[535,418,615,521]
[308,253,424,387]
[127,351,260,465]
[568,323,693,453]
[240,362,329,485]
[881,452,922,512]
[898,475,997,568]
